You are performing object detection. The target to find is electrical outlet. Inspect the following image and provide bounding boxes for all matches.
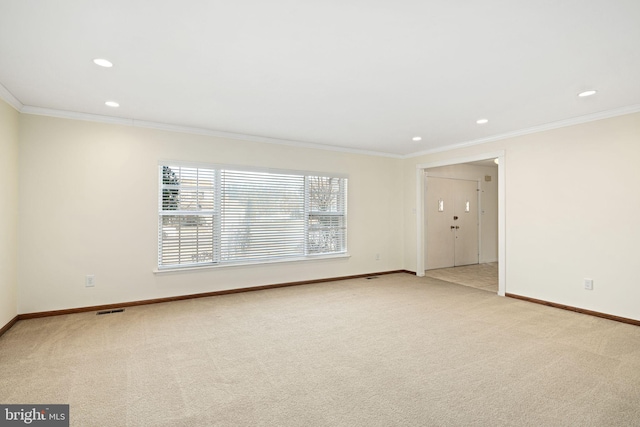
[85,275,95,287]
[584,278,593,291]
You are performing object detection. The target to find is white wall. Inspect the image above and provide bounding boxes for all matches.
[13,108,640,322]
[17,114,404,314]
[425,164,498,263]
[404,112,640,321]
[0,99,19,327]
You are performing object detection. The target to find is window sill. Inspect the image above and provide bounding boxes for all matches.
[153,252,351,274]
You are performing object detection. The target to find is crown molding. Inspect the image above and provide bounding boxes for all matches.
[404,104,640,159]
[0,83,23,111]
[14,101,640,161]
[19,106,403,159]
[130,119,404,159]
[21,105,133,126]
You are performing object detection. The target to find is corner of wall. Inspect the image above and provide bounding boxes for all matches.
[0,98,20,327]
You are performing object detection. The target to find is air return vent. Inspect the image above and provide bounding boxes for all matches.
[96,308,125,315]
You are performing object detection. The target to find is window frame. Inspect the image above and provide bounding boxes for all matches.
[157,162,348,271]
[158,165,219,268]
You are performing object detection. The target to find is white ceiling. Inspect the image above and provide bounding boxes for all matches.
[1,0,639,157]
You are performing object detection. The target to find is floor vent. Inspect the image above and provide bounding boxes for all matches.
[96,309,125,315]
[366,276,379,280]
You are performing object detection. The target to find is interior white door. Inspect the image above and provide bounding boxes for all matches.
[425,176,479,270]
[425,177,455,269]
[453,179,479,266]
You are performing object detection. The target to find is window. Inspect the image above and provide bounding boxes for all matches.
[307,176,347,254]
[159,164,347,269]
[220,170,305,262]
[159,166,217,266]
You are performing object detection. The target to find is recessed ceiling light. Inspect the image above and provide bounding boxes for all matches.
[476,119,489,124]
[412,136,422,141]
[105,101,119,107]
[578,90,597,97]
[93,58,113,68]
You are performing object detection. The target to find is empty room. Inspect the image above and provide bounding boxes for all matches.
[1,1,640,426]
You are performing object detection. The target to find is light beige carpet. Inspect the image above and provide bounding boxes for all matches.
[1,273,640,426]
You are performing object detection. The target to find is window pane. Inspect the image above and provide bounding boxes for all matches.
[221,170,305,262]
[307,176,347,255]
[160,215,215,266]
[308,215,346,253]
[308,176,344,212]
[161,165,216,212]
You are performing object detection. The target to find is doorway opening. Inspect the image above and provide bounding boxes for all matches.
[416,151,505,296]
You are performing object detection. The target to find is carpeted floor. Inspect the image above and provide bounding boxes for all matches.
[1,273,640,426]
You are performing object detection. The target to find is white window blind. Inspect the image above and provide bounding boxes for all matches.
[159,165,217,267]
[158,164,347,269]
[307,176,347,254]
[221,170,305,262]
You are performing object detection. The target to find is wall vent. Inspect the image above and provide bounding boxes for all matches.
[96,308,125,315]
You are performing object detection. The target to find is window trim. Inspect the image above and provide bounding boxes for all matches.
[157,161,348,271]
[153,252,351,274]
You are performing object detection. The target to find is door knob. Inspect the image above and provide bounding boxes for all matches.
[455,226,460,229]
[450,226,455,230]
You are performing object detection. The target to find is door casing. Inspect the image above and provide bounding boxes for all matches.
[415,151,506,296]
